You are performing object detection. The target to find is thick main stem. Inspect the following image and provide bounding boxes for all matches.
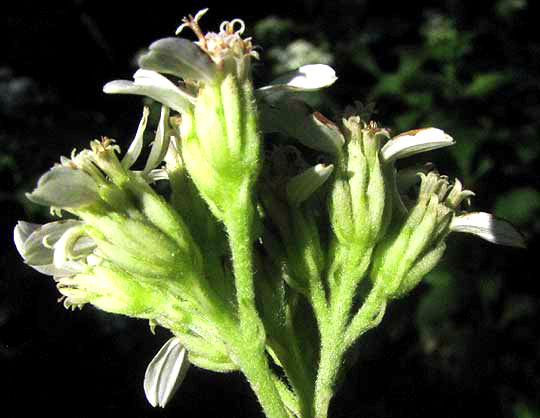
[225,196,289,418]
[232,340,290,418]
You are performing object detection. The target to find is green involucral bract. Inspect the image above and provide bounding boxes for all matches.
[13,9,525,418]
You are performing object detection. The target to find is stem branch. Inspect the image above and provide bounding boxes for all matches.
[312,247,379,418]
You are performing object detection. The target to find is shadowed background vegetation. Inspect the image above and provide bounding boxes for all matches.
[2,0,539,416]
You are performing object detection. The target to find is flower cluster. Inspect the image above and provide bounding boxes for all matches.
[13,9,524,418]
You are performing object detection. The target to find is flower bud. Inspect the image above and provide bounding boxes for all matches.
[370,171,475,298]
[84,213,195,281]
[191,74,260,179]
[56,261,163,315]
[163,13,261,218]
[328,117,391,248]
[104,11,263,219]
[164,133,228,257]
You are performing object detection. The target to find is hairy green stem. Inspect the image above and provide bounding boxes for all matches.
[312,247,375,418]
[232,341,290,418]
[308,271,329,336]
[313,282,387,418]
[344,284,387,348]
[225,203,258,328]
[225,195,289,418]
[278,326,317,418]
[313,317,347,418]
[272,375,301,417]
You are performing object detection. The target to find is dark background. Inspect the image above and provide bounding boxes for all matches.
[2,0,539,416]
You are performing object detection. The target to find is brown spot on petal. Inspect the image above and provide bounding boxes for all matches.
[394,128,428,138]
[313,111,334,126]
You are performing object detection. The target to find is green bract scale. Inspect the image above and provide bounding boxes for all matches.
[13,9,525,418]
